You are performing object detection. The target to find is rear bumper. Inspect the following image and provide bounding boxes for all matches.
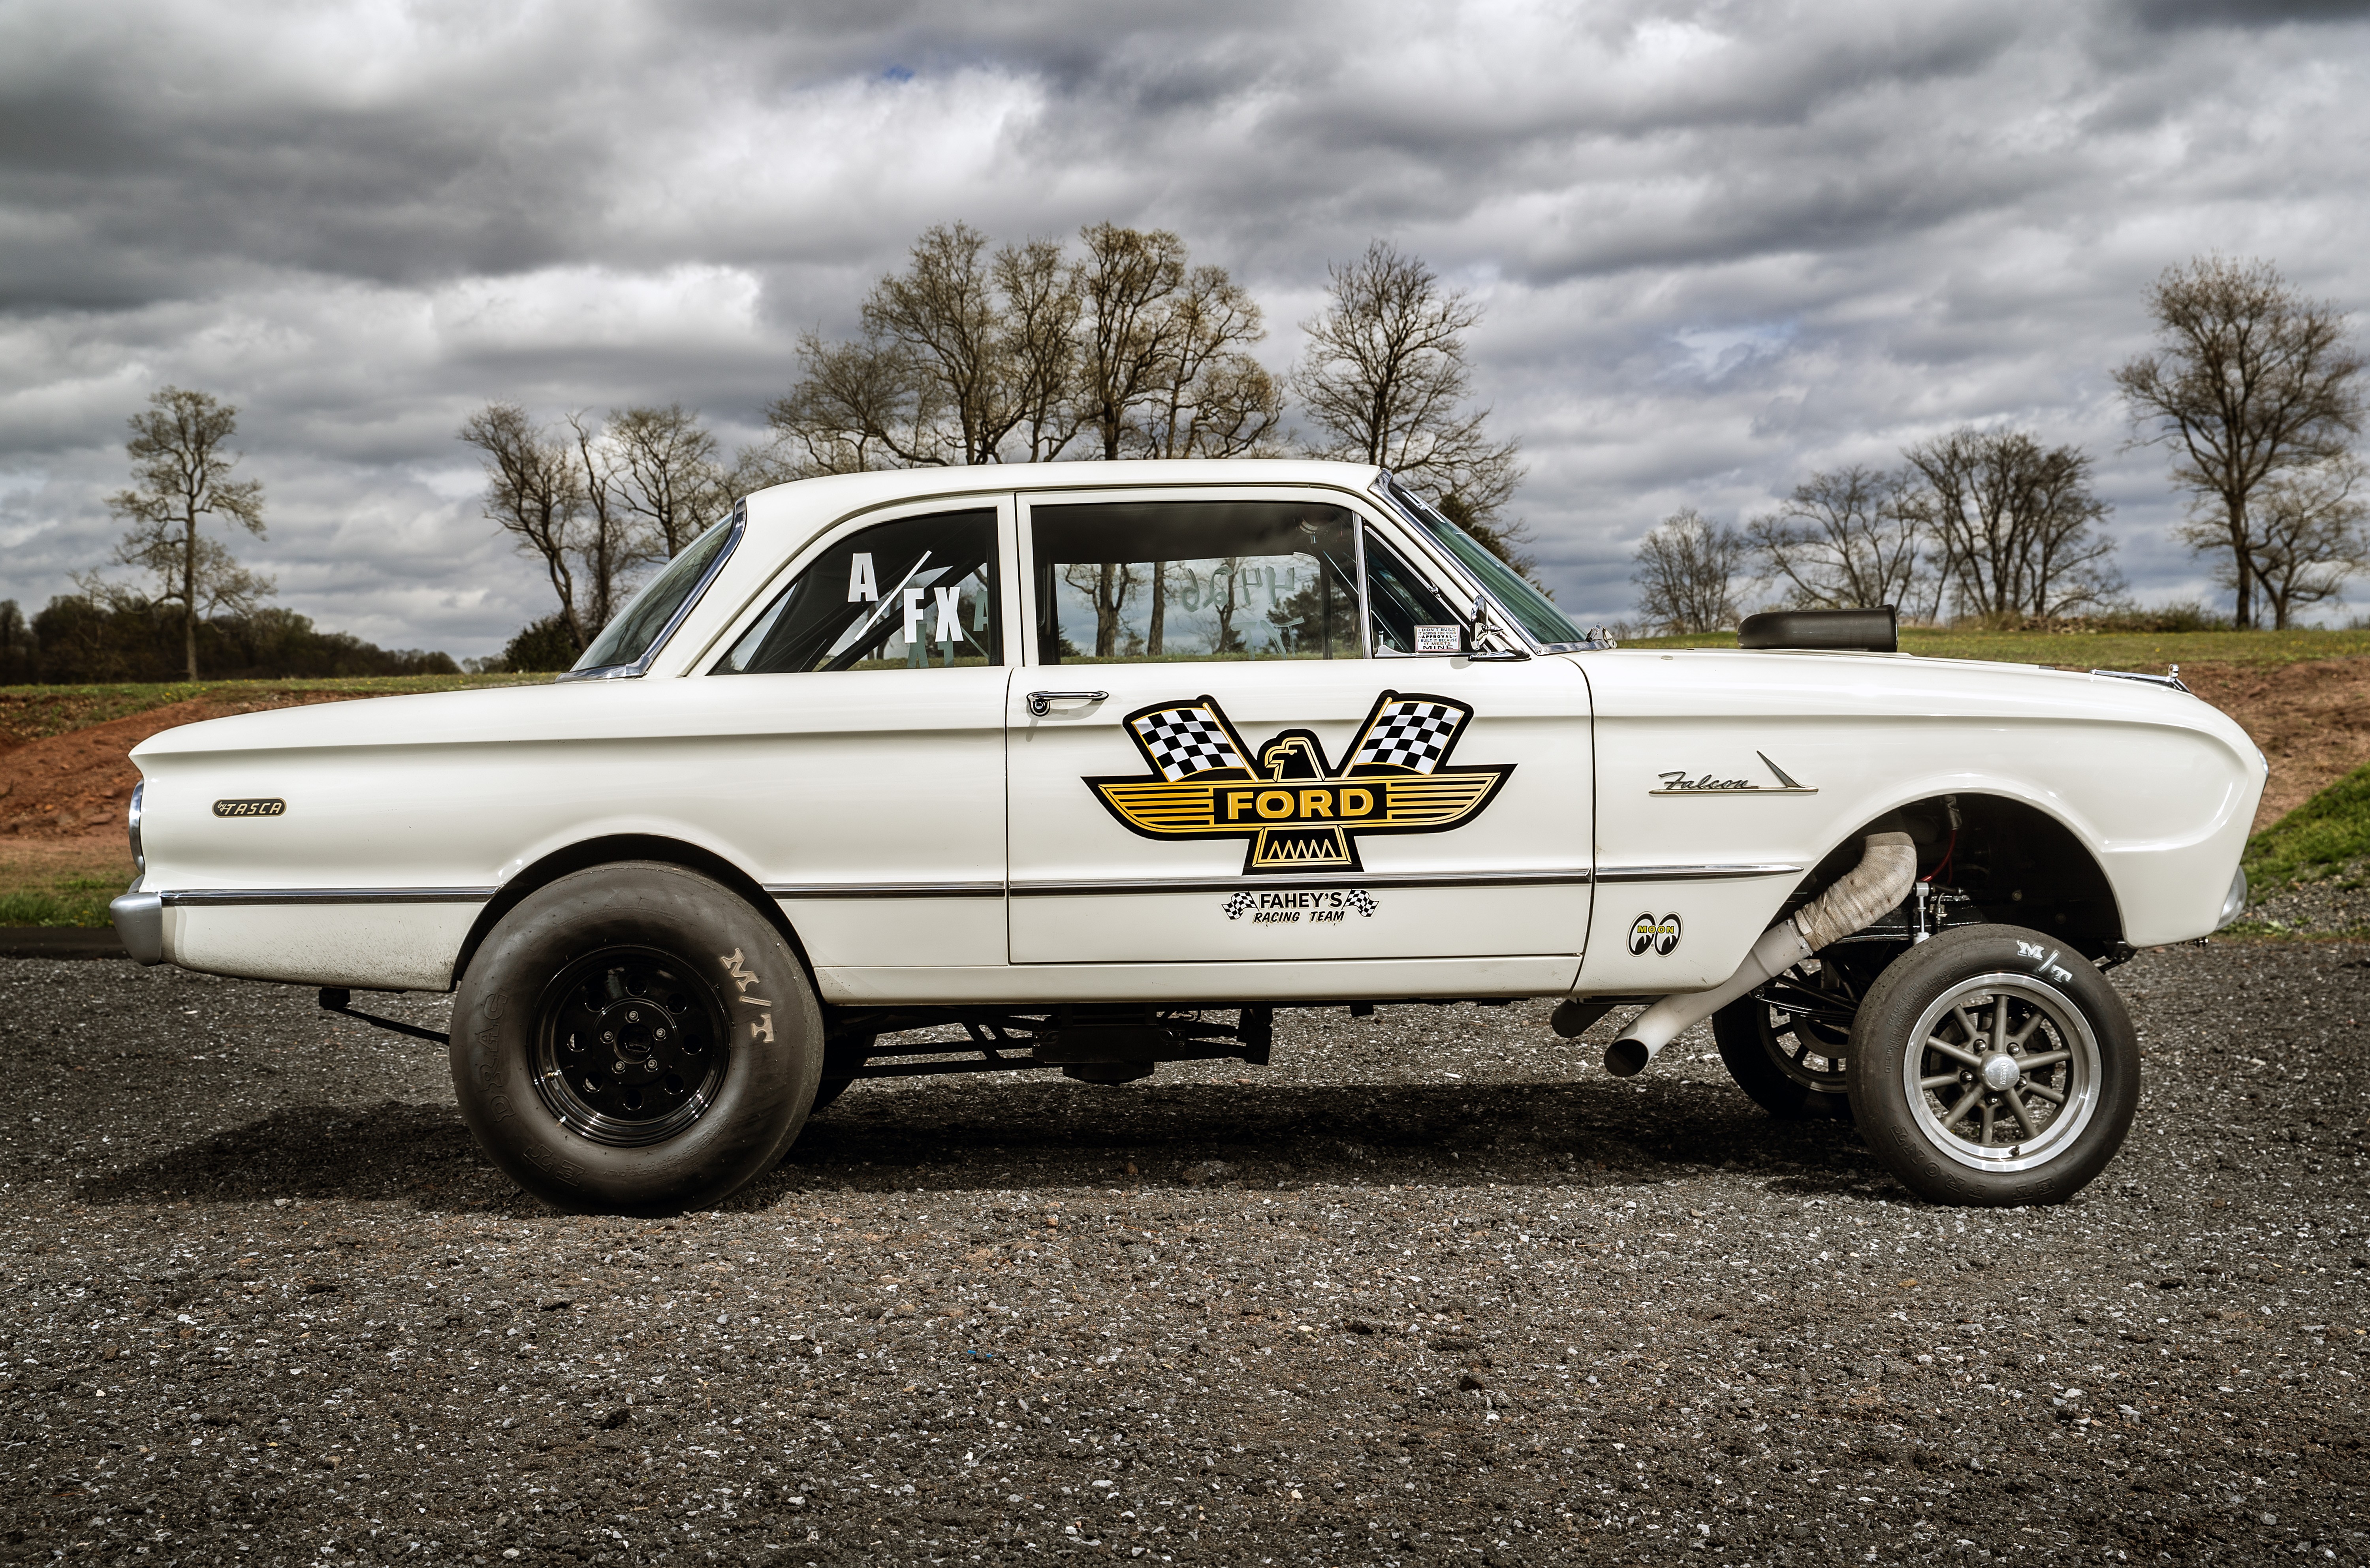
[110,889,165,966]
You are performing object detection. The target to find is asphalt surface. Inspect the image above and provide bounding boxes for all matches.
[2,943,2365,1567]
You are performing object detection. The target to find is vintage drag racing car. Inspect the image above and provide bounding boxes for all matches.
[109,461,2264,1213]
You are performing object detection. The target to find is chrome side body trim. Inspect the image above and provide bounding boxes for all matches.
[766,882,1006,900]
[1011,869,1597,897]
[1593,863,1802,883]
[158,887,498,906]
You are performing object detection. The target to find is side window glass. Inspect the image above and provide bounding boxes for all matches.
[1030,501,1360,664]
[1365,535,1469,655]
[713,509,999,675]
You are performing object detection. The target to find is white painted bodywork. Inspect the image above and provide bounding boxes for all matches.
[126,461,2266,1002]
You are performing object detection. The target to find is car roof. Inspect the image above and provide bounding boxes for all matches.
[739,458,1391,536]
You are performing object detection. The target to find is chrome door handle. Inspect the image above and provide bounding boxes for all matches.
[1026,689,1109,717]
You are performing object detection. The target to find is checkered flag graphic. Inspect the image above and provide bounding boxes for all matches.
[1351,696,1471,773]
[1129,703,1249,781]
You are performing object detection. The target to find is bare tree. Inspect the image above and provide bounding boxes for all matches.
[566,414,649,632]
[1075,223,1188,461]
[93,386,272,681]
[1747,464,1923,613]
[763,223,1084,471]
[1899,429,2121,622]
[2115,256,2366,629]
[2180,456,2368,630]
[460,402,589,652]
[1138,265,1282,460]
[1292,241,1524,552]
[607,404,728,557]
[1632,508,1748,634]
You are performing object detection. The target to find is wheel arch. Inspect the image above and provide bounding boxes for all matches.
[452,834,814,991]
[1791,790,2126,958]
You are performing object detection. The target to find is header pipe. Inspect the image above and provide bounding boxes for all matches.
[1603,830,1917,1077]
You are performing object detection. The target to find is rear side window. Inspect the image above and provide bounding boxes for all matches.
[712,509,1000,675]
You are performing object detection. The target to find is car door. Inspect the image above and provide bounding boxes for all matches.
[701,497,1016,978]
[1004,485,1594,983]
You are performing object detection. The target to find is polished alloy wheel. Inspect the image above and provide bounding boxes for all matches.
[531,946,730,1147]
[1901,973,2101,1173]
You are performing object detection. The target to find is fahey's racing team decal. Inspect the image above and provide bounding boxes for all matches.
[1085,691,1513,874]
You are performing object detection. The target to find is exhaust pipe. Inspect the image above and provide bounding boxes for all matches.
[1603,829,1917,1077]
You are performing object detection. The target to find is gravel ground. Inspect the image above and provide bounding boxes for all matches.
[2238,862,2370,940]
[2,944,2366,1568]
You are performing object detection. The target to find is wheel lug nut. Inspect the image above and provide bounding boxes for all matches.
[601,1031,616,1045]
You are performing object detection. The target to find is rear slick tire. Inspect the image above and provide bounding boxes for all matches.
[451,861,822,1215]
[1846,923,2139,1207]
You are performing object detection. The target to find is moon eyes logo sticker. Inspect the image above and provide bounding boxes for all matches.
[1629,912,1682,956]
[1087,691,1514,874]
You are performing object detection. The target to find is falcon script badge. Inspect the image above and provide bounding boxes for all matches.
[1087,692,1513,874]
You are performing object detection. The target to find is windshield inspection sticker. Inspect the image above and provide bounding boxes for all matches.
[1088,691,1513,874]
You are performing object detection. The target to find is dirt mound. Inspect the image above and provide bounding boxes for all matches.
[0,693,364,843]
[0,660,2359,848]
[2176,658,2370,829]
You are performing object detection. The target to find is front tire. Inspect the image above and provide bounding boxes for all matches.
[1846,924,2138,1207]
[452,862,822,1214]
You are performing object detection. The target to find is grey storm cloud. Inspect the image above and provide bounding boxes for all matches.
[4,0,2370,654]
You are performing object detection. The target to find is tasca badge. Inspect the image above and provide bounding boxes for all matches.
[1087,692,1512,874]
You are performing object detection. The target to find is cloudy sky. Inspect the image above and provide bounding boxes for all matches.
[5,0,2370,656]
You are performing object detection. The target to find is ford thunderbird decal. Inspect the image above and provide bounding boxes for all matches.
[1087,692,1513,874]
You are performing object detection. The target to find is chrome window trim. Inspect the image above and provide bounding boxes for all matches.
[1367,471,1601,654]
[557,504,748,682]
[1012,481,1386,669]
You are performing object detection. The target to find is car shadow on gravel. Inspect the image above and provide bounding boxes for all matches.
[762,1077,1906,1202]
[68,1078,1909,1212]
[73,1100,497,1208]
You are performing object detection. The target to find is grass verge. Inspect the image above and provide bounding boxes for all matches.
[2242,762,2370,892]
[0,673,544,747]
[0,843,136,928]
[1626,626,2370,671]
[2218,762,2370,939]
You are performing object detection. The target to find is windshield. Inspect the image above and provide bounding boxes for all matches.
[1375,475,1588,650]
[566,511,741,677]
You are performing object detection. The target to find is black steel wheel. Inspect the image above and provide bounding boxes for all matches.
[1712,953,1881,1121]
[453,861,822,1214]
[532,947,731,1145]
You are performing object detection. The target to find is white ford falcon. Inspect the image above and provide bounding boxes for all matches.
[110,461,2264,1214]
